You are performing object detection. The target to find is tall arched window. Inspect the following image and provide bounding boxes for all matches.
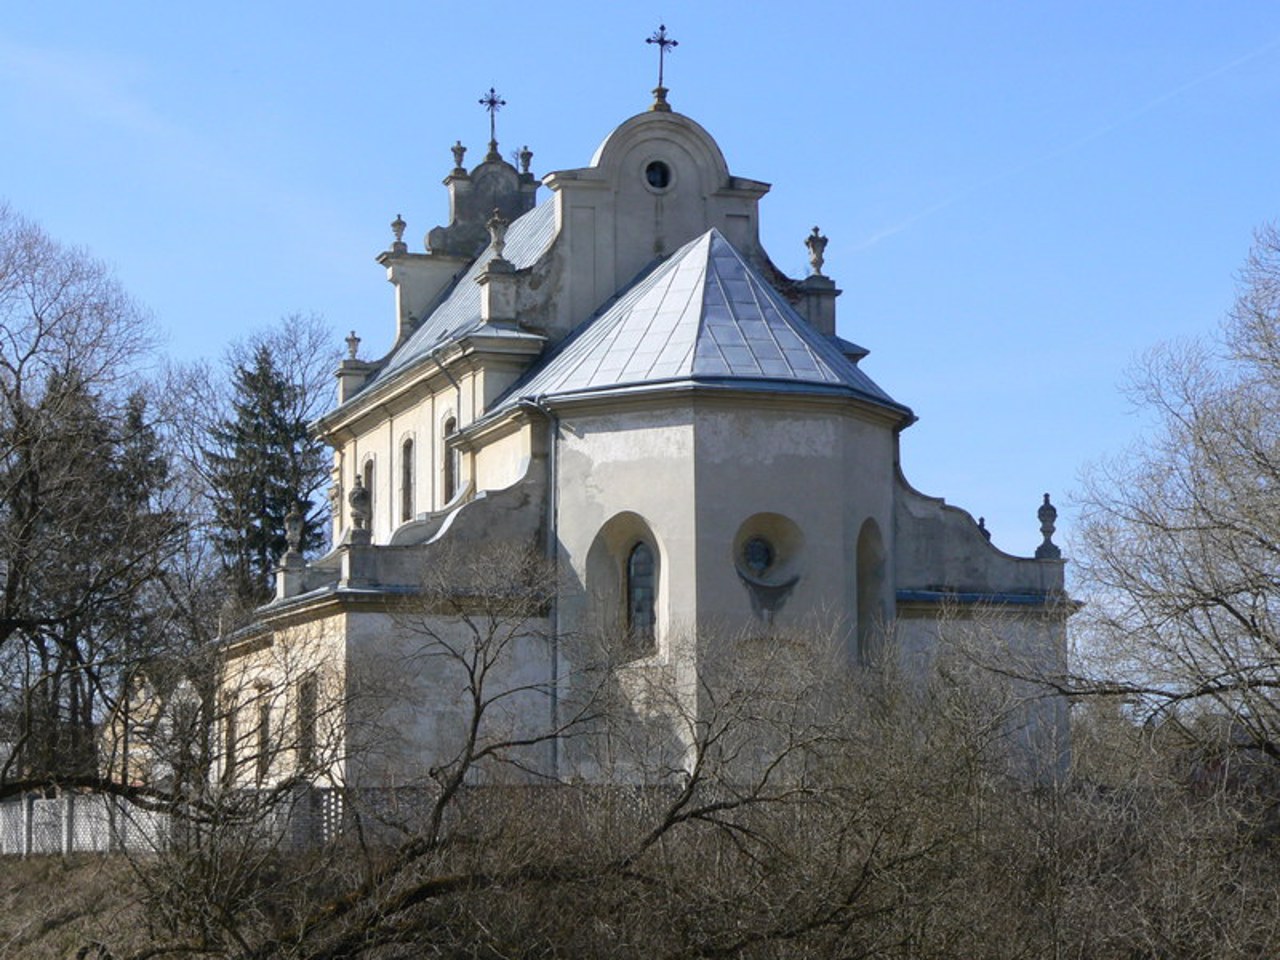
[442,417,457,504]
[401,438,414,523]
[627,541,656,644]
[362,459,375,527]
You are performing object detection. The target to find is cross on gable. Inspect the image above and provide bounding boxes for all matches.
[646,24,678,89]
[479,87,506,146]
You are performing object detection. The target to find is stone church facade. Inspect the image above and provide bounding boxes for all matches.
[218,91,1070,791]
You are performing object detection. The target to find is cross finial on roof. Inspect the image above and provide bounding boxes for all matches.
[479,87,506,158]
[646,24,677,111]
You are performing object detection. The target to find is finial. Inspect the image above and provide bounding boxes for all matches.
[390,214,407,254]
[479,87,506,160]
[345,330,361,360]
[348,476,370,532]
[284,502,304,556]
[805,226,828,277]
[978,517,991,541]
[486,208,510,260]
[646,24,677,111]
[1035,493,1061,559]
[451,140,467,173]
[519,145,533,175]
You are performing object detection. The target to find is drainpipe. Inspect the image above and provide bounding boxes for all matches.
[520,395,560,779]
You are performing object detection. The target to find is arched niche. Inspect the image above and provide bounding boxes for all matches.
[856,518,890,663]
[585,511,663,659]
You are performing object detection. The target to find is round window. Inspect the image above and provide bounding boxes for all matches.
[742,536,775,577]
[644,160,672,190]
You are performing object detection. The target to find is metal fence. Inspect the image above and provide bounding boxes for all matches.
[0,784,675,857]
[0,788,346,857]
[0,793,168,856]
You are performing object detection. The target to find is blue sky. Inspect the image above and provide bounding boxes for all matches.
[2,3,1278,560]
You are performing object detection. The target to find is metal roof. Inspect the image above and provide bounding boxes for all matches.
[494,229,905,413]
[369,200,558,386]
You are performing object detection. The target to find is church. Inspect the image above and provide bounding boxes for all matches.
[218,71,1071,791]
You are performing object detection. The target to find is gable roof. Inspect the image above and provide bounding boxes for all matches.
[493,229,908,416]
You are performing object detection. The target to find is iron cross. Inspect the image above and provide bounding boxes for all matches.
[479,87,506,144]
[646,25,678,89]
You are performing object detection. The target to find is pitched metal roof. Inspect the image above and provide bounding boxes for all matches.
[369,200,557,386]
[494,229,906,413]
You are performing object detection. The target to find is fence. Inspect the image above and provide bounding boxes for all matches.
[0,787,347,857]
[0,793,168,856]
[0,784,672,857]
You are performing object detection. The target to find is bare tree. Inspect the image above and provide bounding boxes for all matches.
[0,203,193,788]
[1073,223,1280,762]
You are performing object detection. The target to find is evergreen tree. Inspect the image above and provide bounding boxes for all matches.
[204,343,327,608]
[2,373,182,779]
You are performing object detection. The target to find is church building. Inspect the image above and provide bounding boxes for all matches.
[218,75,1070,791]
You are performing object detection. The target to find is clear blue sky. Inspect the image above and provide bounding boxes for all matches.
[3,3,1278,561]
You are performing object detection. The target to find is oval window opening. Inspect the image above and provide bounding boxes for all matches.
[743,536,774,577]
[645,160,671,190]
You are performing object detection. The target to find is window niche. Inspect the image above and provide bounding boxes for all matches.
[442,417,458,505]
[732,513,804,623]
[586,512,661,658]
[255,701,271,784]
[361,458,375,527]
[400,437,415,523]
[297,675,318,769]
[855,518,889,663]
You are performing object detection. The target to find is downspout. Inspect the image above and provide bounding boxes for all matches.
[428,345,464,414]
[520,395,560,779]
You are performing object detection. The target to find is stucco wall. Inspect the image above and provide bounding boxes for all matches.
[218,616,348,789]
[893,474,1065,597]
[895,603,1070,779]
[688,400,898,664]
[344,610,556,788]
[473,423,531,494]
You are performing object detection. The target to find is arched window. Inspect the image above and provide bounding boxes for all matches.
[401,438,414,523]
[255,701,271,784]
[296,675,317,769]
[627,541,656,643]
[442,417,458,504]
[362,459,375,525]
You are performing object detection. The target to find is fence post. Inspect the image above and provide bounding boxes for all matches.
[21,793,33,858]
[61,792,73,856]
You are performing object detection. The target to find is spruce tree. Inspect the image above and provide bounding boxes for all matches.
[204,344,327,608]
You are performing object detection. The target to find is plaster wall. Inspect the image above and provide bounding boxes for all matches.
[473,425,531,493]
[553,404,700,775]
[895,605,1070,779]
[344,610,556,788]
[218,615,348,789]
[382,253,470,339]
[690,400,898,662]
[335,368,481,543]
[555,404,697,646]
[545,111,768,339]
[893,478,1065,596]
